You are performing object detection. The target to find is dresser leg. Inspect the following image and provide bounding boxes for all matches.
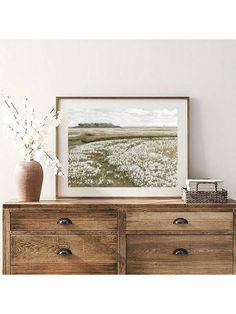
[233,209,236,274]
[3,208,11,274]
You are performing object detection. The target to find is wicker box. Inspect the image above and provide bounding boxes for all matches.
[182,187,228,203]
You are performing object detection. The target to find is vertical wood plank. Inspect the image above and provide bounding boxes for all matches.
[233,209,236,274]
[3,208,11,274]
[118,209,126,274]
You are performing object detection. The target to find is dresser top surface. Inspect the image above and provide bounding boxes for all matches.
[3,197,236,209]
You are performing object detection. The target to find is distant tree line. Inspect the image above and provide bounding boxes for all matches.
[77,123,120,128]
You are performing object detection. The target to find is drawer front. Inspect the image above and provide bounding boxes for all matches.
[11,209,117,231]
[126,211,233,232]
[11,235,117,274]
[127,235,233,274]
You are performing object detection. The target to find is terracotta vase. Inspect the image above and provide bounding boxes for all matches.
[15,160,43,202]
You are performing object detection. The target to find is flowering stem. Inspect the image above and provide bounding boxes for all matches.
[8,97,19,114]
[25,103,27,134]
[4,99,24,128]
[4,100,11,109]
[8,125,28,149]
[2,96,65,176]
[45,151,54,160]
[41,108,55,128]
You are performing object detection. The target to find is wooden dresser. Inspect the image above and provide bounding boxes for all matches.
[3,198,236,275]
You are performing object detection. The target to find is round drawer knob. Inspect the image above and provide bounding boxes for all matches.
[57,218,72,225]
[173,248,188,256]
[173,218,188,225]
[57,248,72,255]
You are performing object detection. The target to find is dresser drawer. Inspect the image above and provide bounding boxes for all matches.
[126,211,233,232]
[11,235,117,274]
[11,209,117,231]
[127,235,233,274]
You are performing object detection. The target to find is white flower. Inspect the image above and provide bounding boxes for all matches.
[25,155,32,162]
[34,149,44,158]
[33,133,40,141]
[32,143,39,150]
[45,159,50,166]
[54,119,61,127]
[28,126,36,137]
[57,111,63,119]
[23,134,33,145]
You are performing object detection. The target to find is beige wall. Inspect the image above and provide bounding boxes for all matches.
[0,40,236,269]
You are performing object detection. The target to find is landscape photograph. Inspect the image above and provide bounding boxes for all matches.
[67,102,178,188]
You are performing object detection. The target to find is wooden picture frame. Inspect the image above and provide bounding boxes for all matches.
[56,96,189,198]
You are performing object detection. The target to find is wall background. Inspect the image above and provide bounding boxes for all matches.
[0,40,236,270]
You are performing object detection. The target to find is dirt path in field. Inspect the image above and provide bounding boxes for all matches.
[84,149,136,187]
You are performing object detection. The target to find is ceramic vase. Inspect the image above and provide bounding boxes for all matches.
[15,160,43,201]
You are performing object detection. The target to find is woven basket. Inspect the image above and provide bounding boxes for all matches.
[182,185,228,203]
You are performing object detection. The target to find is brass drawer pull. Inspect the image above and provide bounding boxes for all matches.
[57,218,72,225]
[173,218,188,225]
[57,248,72,255]
[173,248,188,256]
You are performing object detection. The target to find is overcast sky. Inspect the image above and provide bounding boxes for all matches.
[64,100,178,127]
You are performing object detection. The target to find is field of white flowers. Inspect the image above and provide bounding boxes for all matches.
[68,137,177,187]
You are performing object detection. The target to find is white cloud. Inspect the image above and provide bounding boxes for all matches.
[125,108,150,115]
[68,106,177,127]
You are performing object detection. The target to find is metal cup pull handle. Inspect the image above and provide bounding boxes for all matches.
[173,218,188,225]
[173,248,188,256]
[57,248,72,255]
[57,218,72,225]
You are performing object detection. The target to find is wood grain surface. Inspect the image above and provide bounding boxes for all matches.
[11,209,117,231]
[126,212,233,232]
[117,209,126,274]
[234,209,236,274]
[4,197,236,208]
[11,235,117,274]
[3,209,11,274]
[127,235,233,274]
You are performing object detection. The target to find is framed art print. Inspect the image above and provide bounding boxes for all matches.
[56,97,189,197]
